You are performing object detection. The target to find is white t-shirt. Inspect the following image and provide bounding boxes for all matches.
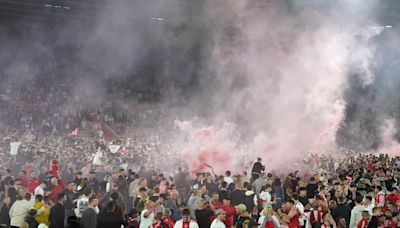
[210,219,226,228]
[174,220,199,228]
[295,201,305,226]
[259,191,272,203]
[93,151,103,166]
[140,209,154,228]
[74,197,99,218]
[365,203,374,215]
[10,142,21,155]
[75,197,89,218]
[224,176,233,186]
[9,199,33,226]
[34,186,44,197]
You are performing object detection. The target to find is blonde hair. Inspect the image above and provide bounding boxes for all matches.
[19,222,29,228]
[145,201,155,209]
[134,179,147,196]
[170,190,179,197]
[138,178,147,187]
[262,205,273,216]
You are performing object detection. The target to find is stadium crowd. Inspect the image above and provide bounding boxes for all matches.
[0,82,400,228]
[0,142,398,228]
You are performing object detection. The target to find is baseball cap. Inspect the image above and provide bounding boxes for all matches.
[215,209,226,215]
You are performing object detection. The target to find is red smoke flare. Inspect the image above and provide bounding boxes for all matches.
[190,149,231,175]
[194,129,212,139]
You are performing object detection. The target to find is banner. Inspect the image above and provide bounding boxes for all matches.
[101,123,119,141]
[68,128,80,137]
[108,145,121,154]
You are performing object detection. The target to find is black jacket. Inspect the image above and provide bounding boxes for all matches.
[204,181,218,195]
[218,189,229,202]
[195,208,213,228]
[236,214,252,228]
[0,181,5,192]
[88,178,99,193]
[306,183,318,199]
[97,212,125,228]
[230,189,246,206]
[80,207,97,228]
[64,189,77,210]
[118,185,130,207]
[244,193,255,213]
[25,216,39,228]
[0,203,10,225]
[49,203,65,228]
[332,203,351,225]
[174,172,188,188]
[251,162,264,174]
[299,196,309,207]
[99,190,126,212]
[367,216,379,228]
[8,186,18,205]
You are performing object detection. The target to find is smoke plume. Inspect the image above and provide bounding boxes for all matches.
[1,0,400,173]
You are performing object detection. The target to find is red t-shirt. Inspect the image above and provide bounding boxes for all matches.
[357,218,368,228]
[385,217,398,228]
[27,178,41,194]
[220,205,236,228]
[162,216,175,228]
[264,220,275,228]
[49,180,65,202]
[212,201,223,209]
[19,176,28,187]
[209,201,223,222]
[387,193,400,204]
[367,162,373,171]
[152,221,162,228]
[288,209,300,228]
[182,221,190,228]
[319,193,328,211]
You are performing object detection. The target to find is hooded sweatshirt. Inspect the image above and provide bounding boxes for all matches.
[244,191,256,213]
[349,205,366,228]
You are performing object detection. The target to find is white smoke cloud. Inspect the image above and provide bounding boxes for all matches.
[168,1,384,173]
[0,0,394,174]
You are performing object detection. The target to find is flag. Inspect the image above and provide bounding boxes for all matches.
[108,145,121,154]
[101,123,119,141]
[68,128,80,137]
[87,118,119,141]
[118,148,128,155]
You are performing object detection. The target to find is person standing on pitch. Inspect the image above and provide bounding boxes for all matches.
[251,157,265,183]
